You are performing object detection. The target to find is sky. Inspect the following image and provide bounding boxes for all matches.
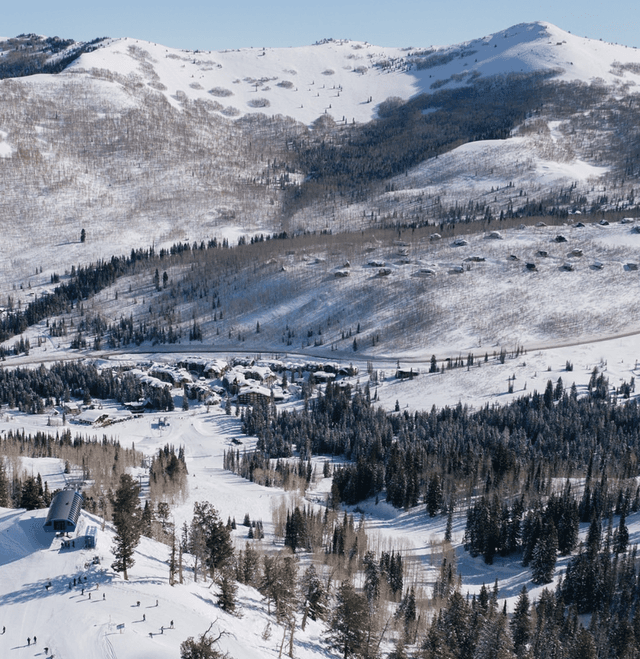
[4,0,639,51]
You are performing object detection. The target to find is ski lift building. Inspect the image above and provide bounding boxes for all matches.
[85,525,98,548]
[44,489,84,533]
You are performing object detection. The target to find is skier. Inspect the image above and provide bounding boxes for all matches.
[27,638,30,646]
[143,614,145,622]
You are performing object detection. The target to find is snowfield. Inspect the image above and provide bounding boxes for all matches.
[3,393,640,658]
[62,22,640,126]
[3,20,640,659]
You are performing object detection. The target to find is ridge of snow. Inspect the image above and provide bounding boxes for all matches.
[43,22,640,126]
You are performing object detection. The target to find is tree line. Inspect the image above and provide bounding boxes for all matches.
[0,360,176,412]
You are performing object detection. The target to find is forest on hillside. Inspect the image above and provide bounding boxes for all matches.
[218,371,640,657]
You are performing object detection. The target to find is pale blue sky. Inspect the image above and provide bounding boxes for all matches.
[5,0,639,51]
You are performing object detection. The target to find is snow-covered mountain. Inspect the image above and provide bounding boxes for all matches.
[4,23,640,659]
[0,21,639,291]
[59,22,640,125]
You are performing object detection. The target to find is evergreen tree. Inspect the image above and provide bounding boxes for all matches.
[444,507,453,543]
[239,542,260,586]
[420,614,455,659]
[425,474,443,517]
[141,500,154,537]
[110,474,142,580]
[557,500,579,555]
[441,590,471,658]
[19,475,44,510]
[191,502,233,577]
[397,586,417,638]
[510,585,530,656]
[284,506,307,553]
[586,516,602,556]
[613,512,629,554]
[531,522,558,584]
[330,580,369,659]
[217,565,238,613]
[300,564,328,629]
[569,628,597,659]
[473,608,514,659]
[0,460,10,507]
[363,551,381,606]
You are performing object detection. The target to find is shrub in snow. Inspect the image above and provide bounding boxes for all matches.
[209,87,233,97]
[247,98,270,108]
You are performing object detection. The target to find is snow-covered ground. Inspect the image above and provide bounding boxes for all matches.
[3,21,640,658]
[3,389,640,658]
[0,21,638,285]
[59,22,640,126]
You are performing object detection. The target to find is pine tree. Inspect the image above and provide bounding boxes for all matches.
[300,564,328,629]
[586,516,602,556]
[397,586,417,639]
[510,585,530,656]
[425,474,443,517]
[444,590,473,657]
[363,551,381,606]
[0,460,9,507]
[557,500,579,555]
[110,474,142,580]
[330,580,369,659]
[284,506,307,553]
[141,500,154,537]
[420,614,455,659]
[20,475,44,510]
[614,512,629,554]
[239,542,260,586]
[217,565,238,613]
[191,502,233,577]
[444,507,453,543]
[531,522,558,585]
[569,628,596,659]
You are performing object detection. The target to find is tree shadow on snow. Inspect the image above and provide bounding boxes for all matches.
[0,571,116,607]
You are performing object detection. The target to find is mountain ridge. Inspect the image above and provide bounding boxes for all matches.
[59,21,640,126]
[0,21,639,290]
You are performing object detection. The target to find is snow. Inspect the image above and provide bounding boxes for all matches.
[0,21,637,290]
[52,22,640,127]
[2,315,640,656]
[3,21,640,657]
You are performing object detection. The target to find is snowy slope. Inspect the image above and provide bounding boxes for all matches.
[0,21,638,289]
[57,21,640,126]
[3,393,640,658]
[0,505,330,659]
